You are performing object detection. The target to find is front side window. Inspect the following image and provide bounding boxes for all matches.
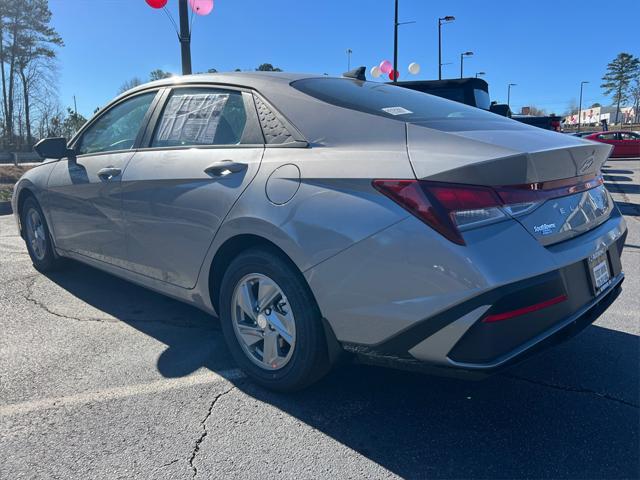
[77,92,156,155]
[151,88,247,147]
[598,133,618,140]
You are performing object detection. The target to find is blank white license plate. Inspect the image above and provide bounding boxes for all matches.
[592,260,610,289]
[587,249,611,294]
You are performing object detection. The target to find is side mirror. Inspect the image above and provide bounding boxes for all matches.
[33,137,75,160]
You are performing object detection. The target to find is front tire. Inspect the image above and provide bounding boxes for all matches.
[21,196,64,272]
[219,248,330,391]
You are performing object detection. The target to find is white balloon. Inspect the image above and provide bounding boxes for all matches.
[408,62,421,75]
[370,66,381,78]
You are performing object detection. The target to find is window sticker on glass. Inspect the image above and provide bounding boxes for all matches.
[381,106,413,116]
[155,93,230,145]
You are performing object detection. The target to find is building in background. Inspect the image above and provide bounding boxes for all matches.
[563,105,636,126]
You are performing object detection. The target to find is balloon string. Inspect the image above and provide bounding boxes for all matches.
[162,6,180,37]
[189,5,195,36]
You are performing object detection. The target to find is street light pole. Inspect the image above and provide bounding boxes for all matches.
[438,16,455,80]
[178,0,192,75]
[459,51,473,79]
[346,49,352,71]
[578,81,589,133]
[507,83,517,109]
[475,71,485,78]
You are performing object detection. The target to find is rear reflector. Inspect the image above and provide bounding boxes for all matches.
[482,294,568,323]
[372,175,603,246]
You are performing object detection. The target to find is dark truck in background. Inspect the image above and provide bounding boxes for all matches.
[512,112,563,132]
[395,78,562,131]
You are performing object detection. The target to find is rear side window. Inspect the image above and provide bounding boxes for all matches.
[152,88,247,147]
[620,132,639,140]
[473,88,491,110]
[291,78,512,130]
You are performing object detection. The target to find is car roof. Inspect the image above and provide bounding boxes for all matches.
[123,71,319,98]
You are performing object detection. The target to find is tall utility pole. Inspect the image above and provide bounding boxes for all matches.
[178,0,192,75]
[393,0,398,83]
[438,16,455,80]
[346,49,353,71]
[507,83,517,109]
[578,81,589,133]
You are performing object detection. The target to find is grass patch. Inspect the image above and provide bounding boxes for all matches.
[0,164,35,203]
[0,164,34,184]
[0,185,13,202]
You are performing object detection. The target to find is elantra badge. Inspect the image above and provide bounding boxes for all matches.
[579,156,594,174]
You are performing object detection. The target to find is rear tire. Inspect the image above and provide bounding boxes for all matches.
[219,247,331,392]
[21,196,64,272]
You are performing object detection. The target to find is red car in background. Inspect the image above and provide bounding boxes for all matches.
[585,131,640,158]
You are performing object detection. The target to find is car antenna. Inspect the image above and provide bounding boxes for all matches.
[342,66,366,81]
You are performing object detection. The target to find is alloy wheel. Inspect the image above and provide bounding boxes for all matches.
[231,273,296,370]
[25,208,47,261]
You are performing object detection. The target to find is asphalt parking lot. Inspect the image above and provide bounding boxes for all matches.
[1,158,638,479]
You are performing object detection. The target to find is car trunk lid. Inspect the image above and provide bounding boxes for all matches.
[406,123,614,245]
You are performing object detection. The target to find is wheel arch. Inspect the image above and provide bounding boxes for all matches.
[16,186,37,238]
[207,233,343,363]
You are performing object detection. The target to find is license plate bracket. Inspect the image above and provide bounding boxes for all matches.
[586,248,611,296]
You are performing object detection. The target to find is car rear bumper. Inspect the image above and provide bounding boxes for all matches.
[343,252,625,378]
[307,206,627,378]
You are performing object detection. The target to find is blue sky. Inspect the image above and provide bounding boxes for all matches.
[50,0,639,117]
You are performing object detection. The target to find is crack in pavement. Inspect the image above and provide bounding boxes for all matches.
[161,459,180,468]
[188,385,237,478]
[20,276,117,323]
[502,373,639,409]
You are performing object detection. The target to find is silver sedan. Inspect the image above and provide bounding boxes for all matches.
[13,72,627,391]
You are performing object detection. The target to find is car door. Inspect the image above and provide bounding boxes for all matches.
[619,132,640,157]
[46,90,159,265]
[593,132,619,155]
[119,86,265,288]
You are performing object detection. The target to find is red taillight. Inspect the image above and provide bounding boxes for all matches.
[482,294,567,323]
[372,180,464,244]
[494,174,603,204]
[372,174,603,246]
[372,180,501,245]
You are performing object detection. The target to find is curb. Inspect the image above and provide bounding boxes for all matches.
[0,201,12,216]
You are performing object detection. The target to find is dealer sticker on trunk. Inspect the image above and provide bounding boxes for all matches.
[382,106,413,115]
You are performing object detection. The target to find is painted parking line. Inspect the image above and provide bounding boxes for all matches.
[0,368,245,417]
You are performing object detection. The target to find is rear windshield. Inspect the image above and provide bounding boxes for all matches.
[291,78,513,130]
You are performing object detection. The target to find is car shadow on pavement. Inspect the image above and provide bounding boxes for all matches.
[42,261,639,479]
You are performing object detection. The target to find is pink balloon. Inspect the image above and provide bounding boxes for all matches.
[379,60,392,74]
[145,0,167,8]
[189,0,214,15]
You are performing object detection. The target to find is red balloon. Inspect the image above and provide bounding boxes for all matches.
[146,0,168,8]
[388,70,399,81]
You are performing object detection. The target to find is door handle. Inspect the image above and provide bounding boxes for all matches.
[97,166,121,180]
[204,160,247,177]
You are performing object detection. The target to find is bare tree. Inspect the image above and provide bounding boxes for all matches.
[0,0,62,149]
[118,77,143,95]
